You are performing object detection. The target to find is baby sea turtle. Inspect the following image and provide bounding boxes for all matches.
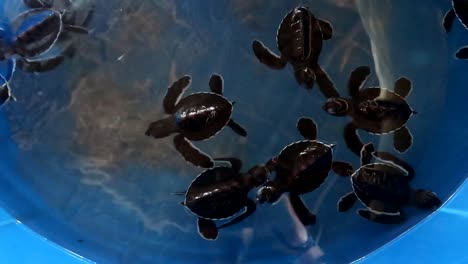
[251,6,339,98]
[1,8,87,73]
[443,0,468,59]
[255,117,352,226]
[145,74,247,168]
[177,158,271,240]
[323,66,416,154]
[334,143,441,224]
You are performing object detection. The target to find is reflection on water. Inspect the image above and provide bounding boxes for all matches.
[0,0,458,263]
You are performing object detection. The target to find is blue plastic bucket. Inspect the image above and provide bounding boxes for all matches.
[0,0,466,263]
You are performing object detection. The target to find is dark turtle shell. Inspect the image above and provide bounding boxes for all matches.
[274,140,333,194]
[351,163,411,213]
[351,88,413,134]
[276,6,322,64]
[184,167,247,220]
[175,92,233,141]
[10,8,62,58]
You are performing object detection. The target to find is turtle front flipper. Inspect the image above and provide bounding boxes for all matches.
[337,192,357,212]
[317,19,333,40]
[289,194,316,226]
[297,117,317,140]
[332,161,354,177]
[314,65,340,98]
[164,75,191,114]
[227,119,247,137]
[348,66,370,97]
[344,123,363,156]
[372,151,415,181]
[17,56,65,72]
[394,77,412,98]
[357,209,404,224]
[218,198,256,229]
[454,0,468,29]
[393,126,413,153]
[455,46,468,59]
[197,218,218,240]
[209,73,224,94]
[174,134,214,168]
[410,189,442,210]
[443,8,456,32]
[252,40,287,69]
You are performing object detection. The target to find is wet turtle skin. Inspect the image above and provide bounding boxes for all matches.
[443,0,468,59]
[256,117,352,227]
[334,143,442,224]
[179,158,271,240]
[323,66,415,154]
[251,6,339,98]
[145,74,247,168]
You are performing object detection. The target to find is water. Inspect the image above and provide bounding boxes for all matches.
[0,0,465,263]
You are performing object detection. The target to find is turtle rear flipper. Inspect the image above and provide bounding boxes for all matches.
[173,134,214,168]
[394,77,412,98]
[443,8,456,32]
[337,192,357,212]
[218,198,256,229]
[454,0,468,29]
[289,194,316,226]
[209,74,223,95]
[317,19,333,40]
[347,66,370,97]
[357,209,404,224]
[197,218,218,240]
[455,46,468,59]
[360,143,375,166]
[410,189,442,210]
[164,75,191,114]
[394,126,413,153]
[297,117,317,140]
[227,119,247,137]
[252,40,287,69]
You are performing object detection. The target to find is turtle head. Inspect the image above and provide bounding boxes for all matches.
[256,182,282,205]
[323,98,349,116]
[144,116,176,139]
[294,67,316,89]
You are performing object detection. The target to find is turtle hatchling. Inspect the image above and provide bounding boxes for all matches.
[145,74,247,168]
[333,143,441,224]
[443,0,468,59]
[177,158,271,240]
[323,66,416,154]
[255,117,352,226]
[251,6,339,98]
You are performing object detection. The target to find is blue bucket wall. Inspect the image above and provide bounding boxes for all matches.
[0,0,465,263]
